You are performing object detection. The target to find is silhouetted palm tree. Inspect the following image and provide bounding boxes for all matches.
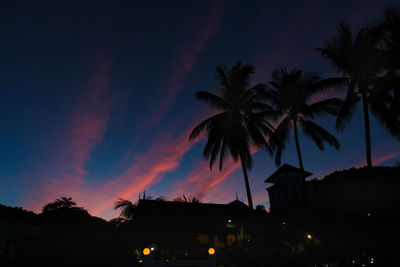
[382,6,400,70]
[114,193,165,220]
[189,61,274,209]
[114,198,137,220]
[139,191,166,201]
[173,194,201,203]
[316,23,393,167]
[380,6,400,132]
[266,67,343,170]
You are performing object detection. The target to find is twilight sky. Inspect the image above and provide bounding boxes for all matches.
[1,0,399,220]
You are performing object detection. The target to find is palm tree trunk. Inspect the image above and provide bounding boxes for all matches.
[293,119,307,203]
[361,91,372,167]
[293,119,304,171]
[240,156,254,210]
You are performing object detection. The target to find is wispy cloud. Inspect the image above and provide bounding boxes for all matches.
[311,140,400,180]
[168,144,265,205]
[90,127,196,217]
[169,160,240,201]
[151,2,224,123]
[23,59,115,212]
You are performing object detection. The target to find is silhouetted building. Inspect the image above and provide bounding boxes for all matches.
[131,198,265,266]
[265,164,318,215]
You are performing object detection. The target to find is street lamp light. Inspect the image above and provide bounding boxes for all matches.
[208,248,215,255]
[143,248,151,255]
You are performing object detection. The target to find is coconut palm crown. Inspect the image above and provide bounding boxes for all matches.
[316,22,400,167]
[189,61,275,209]
[266,67,343,171]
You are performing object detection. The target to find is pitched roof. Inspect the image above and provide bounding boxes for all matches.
[264,164,312,183]
[135,199,250,221]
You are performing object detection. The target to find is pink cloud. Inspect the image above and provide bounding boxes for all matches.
[167,144,264,206]
[356,151,400,168]
[169,160,240,201]
[311,140,400,180]
[88,126,198,217]
[151,2,224,123]
[23,59,115,212]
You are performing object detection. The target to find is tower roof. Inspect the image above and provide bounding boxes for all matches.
[264,164,312,183]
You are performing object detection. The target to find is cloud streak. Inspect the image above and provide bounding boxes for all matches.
[151,2,224,124]
[90,127,197,217]
[23,59,115,212]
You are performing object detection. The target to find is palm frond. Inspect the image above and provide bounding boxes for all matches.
[114,198,137,220]
[335,85,360,131]
[311,77,348,94]
[305,98,343,118]
[299,119,340,151]
[173,194,201,203]
[219,138,228,170]
[195,91,231,111]
[189,112,227,141]
[369,86,400,141]
[269,116,292,167]
[316,22,354,74]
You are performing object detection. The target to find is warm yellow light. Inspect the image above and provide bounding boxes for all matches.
[208,248,215,255]
[307,234,312,240]
[143,248,151,255]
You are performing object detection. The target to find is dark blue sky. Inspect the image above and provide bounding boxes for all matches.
[1,0,399,219]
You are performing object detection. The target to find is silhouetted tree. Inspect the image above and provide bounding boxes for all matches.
[41,196,85,213]
[189,61,274,209]
[114,198,137,220]
[382,6,400,69]
[173,194,201,203]
[379,6,400,136]
[139,191,165,201]
[265,67,342,170]
[114,193,165,220]
[109,217,127,227]
[316,23,398,167]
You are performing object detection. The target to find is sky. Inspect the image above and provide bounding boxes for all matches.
[1,0,399,220]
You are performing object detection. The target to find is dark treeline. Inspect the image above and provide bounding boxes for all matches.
[1,166,400,266]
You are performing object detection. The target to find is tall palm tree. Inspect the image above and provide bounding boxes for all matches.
[382,6,400,70]
[380,6,400,133]
[189,61,274,209]
[316,23,390,167]
[266,67,343,171]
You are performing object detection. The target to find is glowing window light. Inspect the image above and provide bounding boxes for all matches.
[208,248,215,255]
[143,248,151,255]
[307,234,312,240]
